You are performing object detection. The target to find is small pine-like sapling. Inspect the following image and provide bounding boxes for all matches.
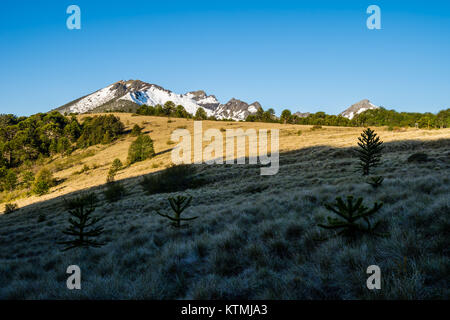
[318,195,385,238]
[367,176,384,189]
[155,195,197,228]
[58,194,106,251]
[356,128,384,176]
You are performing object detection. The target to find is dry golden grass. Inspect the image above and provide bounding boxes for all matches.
[2,113,449,212]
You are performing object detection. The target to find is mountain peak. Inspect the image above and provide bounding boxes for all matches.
[340,99,379,119]
[54,80,260,121]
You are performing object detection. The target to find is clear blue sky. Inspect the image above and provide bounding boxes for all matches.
[1,0,449,116]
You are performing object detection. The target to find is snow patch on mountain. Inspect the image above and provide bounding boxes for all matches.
[65,84,118,114]
[120,85,214,116]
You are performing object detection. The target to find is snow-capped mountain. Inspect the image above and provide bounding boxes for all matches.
[214,99,262,120]
[55,80,258,121]
[339,99,379,119]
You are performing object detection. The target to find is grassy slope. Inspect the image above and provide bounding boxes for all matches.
[0,114,449,299]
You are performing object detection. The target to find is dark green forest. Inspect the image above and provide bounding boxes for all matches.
[0,112,124,191]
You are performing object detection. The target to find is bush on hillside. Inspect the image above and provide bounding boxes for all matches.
[131,124,142,136]
[32,168,55,196]
[4,203,18,214]
[107,158,123,183]
[140,164,205,195]
[103,182,126,203]
[127,134,155,165]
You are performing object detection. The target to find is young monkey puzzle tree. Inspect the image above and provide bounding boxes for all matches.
[356,128,384,176]
[155,195,197,228]
[318,196,385,238]
[58,194,106,251]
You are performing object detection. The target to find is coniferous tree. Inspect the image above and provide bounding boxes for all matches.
[127,134,155,164]
[58,194,106,251]
[356,128,383,175]
[318,196,385,238]
[155,195,197,228]
[107,158,123,183]
[367,176,384,189]
[131,124,142,136]
[194,108,208,120]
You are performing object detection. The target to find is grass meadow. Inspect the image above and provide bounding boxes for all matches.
[0,115,449,299]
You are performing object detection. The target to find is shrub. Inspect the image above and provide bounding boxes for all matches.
[367,176,384,189]
[22,171,35,188]
[127,134,155,165]
[32,168,55,196]
[64,193,98,210]
[3,170,17,191]
[407,152,428,163]
[103,182,126,203]
[107,158,123,183]
[131,124,142,136]
[310,125,322,130]
[4,203,18,214]
[140,164,204,195]
[356,128,384,176]
[155,195,197,228]
[318,195,385,238]
[58,193,105,251]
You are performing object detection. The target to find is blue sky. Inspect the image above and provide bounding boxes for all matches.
[1,0,449,116]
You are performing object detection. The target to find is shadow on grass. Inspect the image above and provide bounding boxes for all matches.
[2,137,448,220]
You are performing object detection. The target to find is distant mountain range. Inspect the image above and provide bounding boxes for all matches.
[54,80,379,121]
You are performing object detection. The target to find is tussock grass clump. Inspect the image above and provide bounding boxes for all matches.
[74,164,90,175]
[63,193,99,210]
[141,164,204,195]
[4,203,18,214]
[103,182,126,203]
[407,152,429,163]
